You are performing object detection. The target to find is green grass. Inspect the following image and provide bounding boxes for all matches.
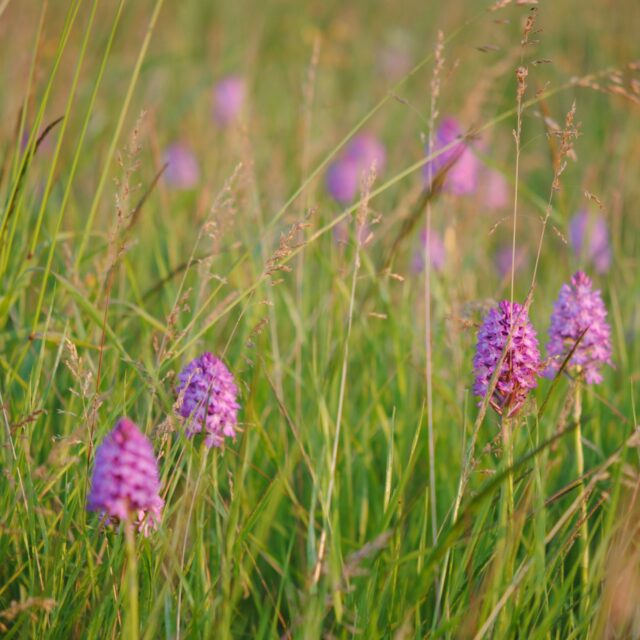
[1,0,639,637]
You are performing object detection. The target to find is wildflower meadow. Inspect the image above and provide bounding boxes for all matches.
[1,0,639,637]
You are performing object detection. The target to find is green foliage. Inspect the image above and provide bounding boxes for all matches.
[1,0,639,637]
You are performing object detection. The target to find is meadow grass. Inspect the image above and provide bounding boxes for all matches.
[1,0,639,638]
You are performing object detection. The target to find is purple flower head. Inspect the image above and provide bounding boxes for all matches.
[545,271,612,384]
[569,210,611,274]
[482,168,510,210]
[326,133,386,204]
[213,75,246,126]
[176,352,240,448]
[473,301,541,418]
[494,246,528,279]
[163,143,200,190]
[424,116,481,195]
[326,158,360,204]
[411,228,446,273]
[344,133,387,174]
[87,418,163,535]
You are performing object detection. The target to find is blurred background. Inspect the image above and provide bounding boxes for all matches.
[1,0,640,637]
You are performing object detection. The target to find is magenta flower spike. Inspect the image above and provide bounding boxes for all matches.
[411,228,446,273]
[163,143,200,190]
[473,301,541,418]
[568,210,611,274]
[326,158,360,204]
[344,133,387,174]
[213,74,246,126]
[545,271,612,384]
[176,352,240,448]
[326,133,386,204]
[424,116,481,195]
[87,418,163,535]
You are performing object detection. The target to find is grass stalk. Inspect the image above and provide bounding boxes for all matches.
[124,519,140,640]
[573,379,590,613]
[312,188,366,588]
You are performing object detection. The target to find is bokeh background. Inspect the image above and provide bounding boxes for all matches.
[1,0,639,637]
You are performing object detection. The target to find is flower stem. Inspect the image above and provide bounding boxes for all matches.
[574,380,590,611]
[124,518,139,640]
[502,416,514,520]
[495,415,515,635]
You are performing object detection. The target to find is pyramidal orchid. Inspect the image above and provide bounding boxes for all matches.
[546,271,612,588]
[87,418,163,535]
[545,271,612,384]
[473,301,541,418]
[175,352,240,448]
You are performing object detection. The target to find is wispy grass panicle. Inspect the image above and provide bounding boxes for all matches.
[531,101,579,286]
[105,110,146,278]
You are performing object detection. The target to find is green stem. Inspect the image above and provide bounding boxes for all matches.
[574,380,590,611]
[124,519,140,640]
[176,446,209,639]
[502,417,514,520]
[495,416,515,636]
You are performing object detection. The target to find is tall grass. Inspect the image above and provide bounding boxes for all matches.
[1,0,639,637]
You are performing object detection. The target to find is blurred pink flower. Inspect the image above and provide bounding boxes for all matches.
[411,228,446,273]
[482,168,510,210]
[213,75,246,126]
[163,143,200,190]
[494,245,528,278]
[87,418,163,535]
[424,116,481,196]
[344,133,387,174]
[326,158,360,204]
[326,133,386,204]
[569,210,611,275]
